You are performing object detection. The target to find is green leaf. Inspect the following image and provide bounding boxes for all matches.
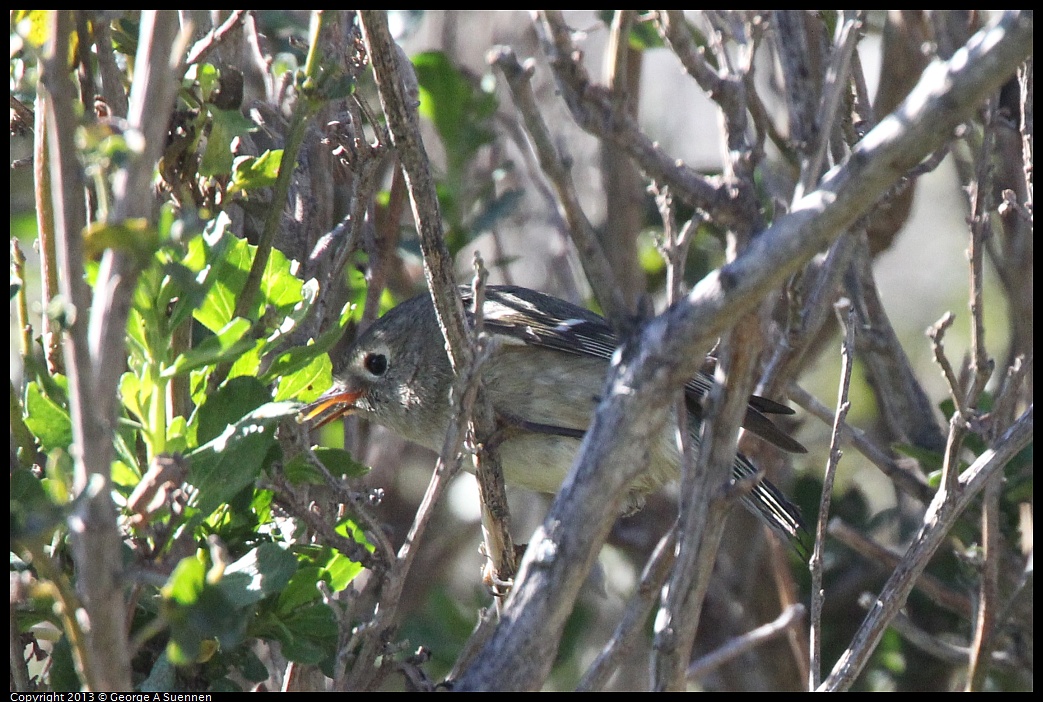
[412,50,497,170]
[217,543,298,608]
[119,371,145,422]
[183,219,236,328]
[191,221,306,332]
[277,604,338,664]
[139,652,177,692]
[163,553,250,665]
[161,260,211,332]
[260,314,348,391]
[324,549,365,593]
[47,636,81,692]
[187,395,297,517]
[226,340,264,382]
[164,553,207,605]
[82,218,161,264]
[201,108,261,177]
[194,376,272,446]
[469,187,523,235]
[229,149,284,194]
[192,228,253,331]
[595,11,665,50]
[24,381,72,452]
[12,11,48,48]
[238,647,270,683]
[893,442,946,474]
[275,565,324,613]
[259,247,306,314]
[190,63,220,101]
[261,308,347,390]
[335,518,374,557]
[276,629,326,665]
[282,447,370,486]
[163,317,254,378]
[10,467,65,547]
[272,355,332,403]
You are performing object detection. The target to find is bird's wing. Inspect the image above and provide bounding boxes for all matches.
[470,286,618,361]
[465,286,805,453]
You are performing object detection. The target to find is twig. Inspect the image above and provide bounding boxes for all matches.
[533,11,739,227]
[91,20,128,118]
[687,603,806,681]
[468,253,517,596]
[184,9,250,66]
[230,12,326,325]
[303,447,395,565]
[354,12,517,687]
[11,240,32,355]
[961,95,1000,691]
[1018,60,1033,213]
[796,11,865,199]
[809,301,854,689]
[655,11,726,99]
[828,519,972,619]
[267,473,380,569]
[761,225,860,396]
[861,595,1016,667]
[577,527,677,691]
[655,10,752,169]
[42,11,184,690]
[965,107,997,405]
[929,316,969,505]
[652,311,762,691]
[305,143,386,342]
[772,10,820,151]
[788,383,934,505]
[846,238,946,453]
[966,472,1002,690]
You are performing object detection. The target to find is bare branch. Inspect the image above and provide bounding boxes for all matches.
[487,45,631,324]
[687,603,806,681]
[809,302,854,689]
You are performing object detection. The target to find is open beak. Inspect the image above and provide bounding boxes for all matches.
[297,387,364,429]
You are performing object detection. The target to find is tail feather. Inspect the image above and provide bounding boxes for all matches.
[732,453,809,558]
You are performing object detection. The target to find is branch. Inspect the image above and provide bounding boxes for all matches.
[809,303,855,689]
[487,45,631,324]
[43,10,183,690]
[358,6,517,648]
[687,603,806,681]
[577,527,677,691]
[788,383,934,505]
[533,11,740,226]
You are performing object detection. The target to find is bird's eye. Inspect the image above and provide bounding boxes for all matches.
[363,352,388,376]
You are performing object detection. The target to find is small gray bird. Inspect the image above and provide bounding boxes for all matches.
[303,285,807,550]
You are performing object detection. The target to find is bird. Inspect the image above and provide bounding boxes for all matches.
[301,285,807,550]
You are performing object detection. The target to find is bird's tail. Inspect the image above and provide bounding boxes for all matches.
[732,453,809,558]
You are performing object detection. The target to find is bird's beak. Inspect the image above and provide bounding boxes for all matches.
[297,387,364,428]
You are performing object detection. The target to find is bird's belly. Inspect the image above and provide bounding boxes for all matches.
[491,434,582,494]
[464,425,681,503]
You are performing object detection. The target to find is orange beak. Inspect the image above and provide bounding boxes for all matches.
[297,388,364,429]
